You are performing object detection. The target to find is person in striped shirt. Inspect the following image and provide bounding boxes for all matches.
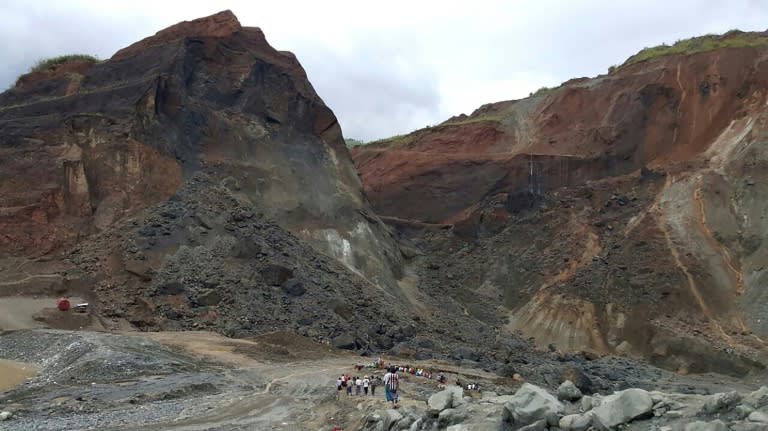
[383,366,400,407]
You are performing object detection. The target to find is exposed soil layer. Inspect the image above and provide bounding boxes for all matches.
[352,35,768,371]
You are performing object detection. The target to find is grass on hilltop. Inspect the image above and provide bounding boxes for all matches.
[28,54,99,74]
[621,29,768,68]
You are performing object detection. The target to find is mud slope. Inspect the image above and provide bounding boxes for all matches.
[352,31,768,373]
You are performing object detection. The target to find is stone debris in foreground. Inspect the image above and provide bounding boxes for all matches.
[363,383,768,431]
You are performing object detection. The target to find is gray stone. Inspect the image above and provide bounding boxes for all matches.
[445,404,509,431]
[504,383,564,426]
[592,388,653,430]
[382,409,403,430]
[331,333,356,350]
[260,264,293,286]
[735,404,755,419]
[484,394,516,405]
[581,395,597,411]
[428,390,453,413]
[560,365,594,394]
[745,387,768,409]
[684,419,727,431]
[702,391,742,414]
[155,281,185,295]
[0,411,10,421]
[429,387,463,413]
[438,408,468,428]
[558,380,583,401]
[731,422,768,431]
[749,411,768,423]
[281,278,305,296]
[517,419,548,431]
[196,289,222,306]
[559,412,593,431]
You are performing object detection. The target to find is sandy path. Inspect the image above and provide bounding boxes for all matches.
[127,331,439,430]
[0,296,86,330]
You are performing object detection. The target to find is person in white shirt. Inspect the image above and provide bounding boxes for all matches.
[363,376,370,395]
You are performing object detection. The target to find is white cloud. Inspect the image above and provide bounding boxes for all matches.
[1,0,766,140]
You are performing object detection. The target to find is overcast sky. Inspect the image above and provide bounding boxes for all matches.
[2,1,767,141]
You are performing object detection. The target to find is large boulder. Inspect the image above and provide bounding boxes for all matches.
[438,408,468,429]
[744,386,768,409]
[382,409,403,430]
[429,386,464,413]
[592,388,653,430]
[748,411,768,423]
[444,403,509,431]
[702,391,742,414]
[504,383,564,426]
[330,333,357,350]
[557,380,583,401]
[559,412,593,431]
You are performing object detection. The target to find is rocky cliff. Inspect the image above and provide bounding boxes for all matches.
[0,11,411,343]
[352,31,768,374]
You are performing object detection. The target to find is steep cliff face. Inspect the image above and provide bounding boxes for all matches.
[352,32,768,373]
[0,11,423,347]
[0,10,402,288]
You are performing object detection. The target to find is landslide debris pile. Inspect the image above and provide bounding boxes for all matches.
[67,171,419,349]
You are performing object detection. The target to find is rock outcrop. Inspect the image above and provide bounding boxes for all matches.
[352,31,768,372]
[0,11,407,340]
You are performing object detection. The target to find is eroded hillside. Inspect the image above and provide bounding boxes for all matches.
[352,31,768,374]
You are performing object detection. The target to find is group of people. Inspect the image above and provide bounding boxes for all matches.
[466,382,481,391]
[337,374,378,397]
[357,358,435,380]
[336,365,403,407]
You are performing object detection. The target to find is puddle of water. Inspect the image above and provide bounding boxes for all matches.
[0,358,39,391]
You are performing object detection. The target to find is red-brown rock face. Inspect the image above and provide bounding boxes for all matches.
[353,35,768,373]
[0,10,402,290]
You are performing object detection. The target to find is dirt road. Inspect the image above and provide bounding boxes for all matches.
[0,296,91,330]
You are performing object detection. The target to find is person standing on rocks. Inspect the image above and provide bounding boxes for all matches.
[355,376,363,395]
[370,375,377,396]
[383,366,400,407]
[363,375,370,395]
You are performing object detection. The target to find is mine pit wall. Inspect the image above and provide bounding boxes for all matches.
[0,116,180,256]
[0,13,403,289]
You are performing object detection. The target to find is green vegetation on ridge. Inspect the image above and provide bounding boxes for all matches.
[359,29,768,146]
[622,29,768,67]
[28,54,99,74]
[344,138,366,148]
